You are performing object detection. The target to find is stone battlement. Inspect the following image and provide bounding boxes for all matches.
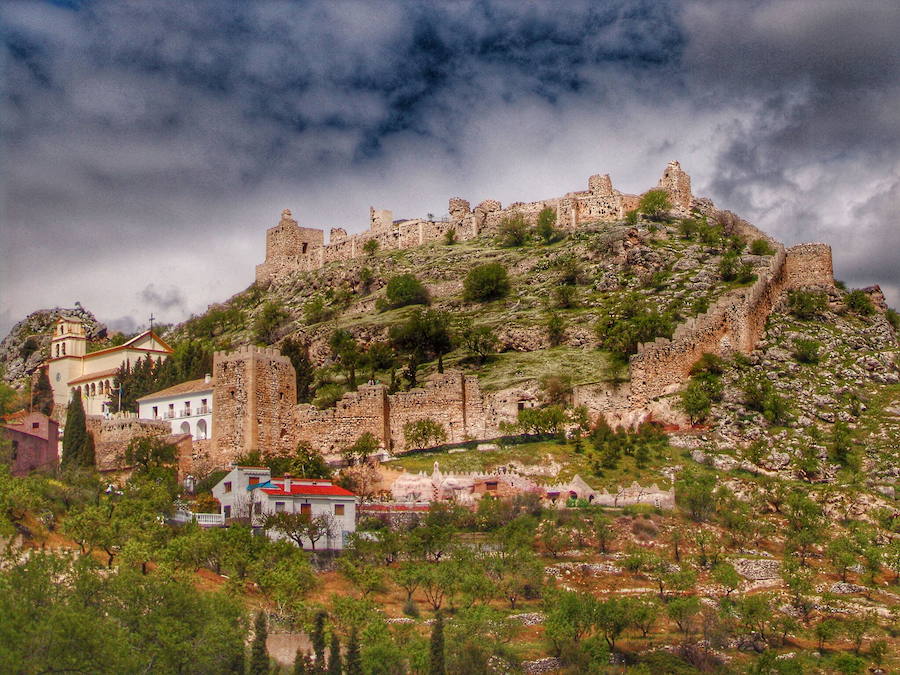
[256,161,694,285]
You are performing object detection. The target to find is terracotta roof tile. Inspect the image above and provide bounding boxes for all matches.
[136,378,213,402]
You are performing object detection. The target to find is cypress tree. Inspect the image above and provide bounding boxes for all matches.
[32,367,54,416]
[249,611,269,675]
[345,628,362,675]
[327,634,341,675]
[61,391,89,469]
[429,611,445,675]
[293,648,313,675]
[311,611,327,668]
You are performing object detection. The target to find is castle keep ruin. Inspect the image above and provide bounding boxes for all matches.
[256,161,694,285]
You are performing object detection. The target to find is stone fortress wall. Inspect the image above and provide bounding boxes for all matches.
[255,161,694,285]
[231,161,836,465]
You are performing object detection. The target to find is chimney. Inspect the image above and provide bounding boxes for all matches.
[282,474,292,491]
[204,373,211,384]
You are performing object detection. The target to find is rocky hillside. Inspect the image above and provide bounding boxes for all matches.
[0,305,106,384]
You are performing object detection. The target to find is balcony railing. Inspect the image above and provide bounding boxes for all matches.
[164,411,175,419]
[197,405,210,415]
[180,409,192,417]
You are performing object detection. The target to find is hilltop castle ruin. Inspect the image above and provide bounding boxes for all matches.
[256,161,694,285]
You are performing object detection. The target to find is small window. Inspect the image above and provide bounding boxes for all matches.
[486,481,498,491]
[249,477,259,486]
[300,503,311,516]
[152,406,158,418]
[11,441,18,461]
[223,505,231,518]
[275,502,286,513]
[254,502,262,514]
[224,482,232,493]
[32,422,40,429]
[334,504,345,516]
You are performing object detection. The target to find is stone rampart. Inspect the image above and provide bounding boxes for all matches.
[211,346,296,460]
[256,161,694,285]
[784,243,834,289]
[86,413,171,471]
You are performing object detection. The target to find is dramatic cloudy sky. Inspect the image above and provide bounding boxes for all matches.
[2,0,898,335]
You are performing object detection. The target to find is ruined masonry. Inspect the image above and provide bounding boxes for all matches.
[222,161,834,463]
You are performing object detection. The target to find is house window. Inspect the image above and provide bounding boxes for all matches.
[486,481,498,492]
[334,504,345,516]
[300,503,311,516]
[11,441,18,461]
[275,502,286,513]
[224,482,232,493]
[254,502,262,515]
[249,477,259,486]
[32,422,39,429]
[152,406,158,418]
[223,505,231,519]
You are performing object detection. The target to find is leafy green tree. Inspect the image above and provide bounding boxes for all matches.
[254,301,289,344]
[535,206,558,243]
[792,338,821,364]
[712,562,741,597]
[61,392,94,469]
[429,610,445,675]
[250,611,270,674]
[546,312,565,346]
[742,372,791,424]
[403,418,447,451]
[666,596,701,638]
[595,597,631,652]
[675,468,717,522]
[497,213,529,247]
[594,292,675,358]
[592,512,614,553]
[281,338,315,403]
[678,379,712,424]
[517,405,567,437]
[543,589,597,656]
[124,436,176,472]
[342,431,380,466]
[390,309,452,385]
[329,329,363,388]
[629,597,660,638]
[463,263,511,302]
[363,238,379,255]
[293,649,314,674]
[638,189,672,220]
[814,617,841,650]
[363,340,396,381]
[456,320,498,364]
[382,273,430,310]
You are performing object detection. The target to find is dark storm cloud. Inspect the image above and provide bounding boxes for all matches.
[1,0,898,334]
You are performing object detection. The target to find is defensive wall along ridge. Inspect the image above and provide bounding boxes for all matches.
[211,163,836,465]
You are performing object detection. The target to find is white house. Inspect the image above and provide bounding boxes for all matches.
[211,466,357,550]
[136,376,213,440]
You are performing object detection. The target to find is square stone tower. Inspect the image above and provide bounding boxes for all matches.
[211,346,297,464]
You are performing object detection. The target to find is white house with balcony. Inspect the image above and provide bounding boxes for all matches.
[211,466,357,550]
[136,375,213,440]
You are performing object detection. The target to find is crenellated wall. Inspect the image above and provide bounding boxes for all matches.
[255,161,694,285]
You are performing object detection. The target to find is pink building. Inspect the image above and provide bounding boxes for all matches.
[2,412,59,476]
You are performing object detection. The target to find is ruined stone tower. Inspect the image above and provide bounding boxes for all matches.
[211,346,296,462]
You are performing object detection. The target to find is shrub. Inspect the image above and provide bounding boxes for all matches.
[518,406,567,436]
[363,239,379,255]
[556,257,584,286]
[594,293,675,358]
[498,213,529,247]
[678,218,699,239]
[382,273,430,310]
[535,207,558,243]
[742,374,790,424]
[624,210,639,226]
[403,418,447,451]
[788,289,827,320]
[304,296,334,325]
[719,252,739,282]
[845,289,875,315]
[547,313,565,346]
[678,379,712,424]
[737,263,756,284]
[444,228,457,245]
[463,263,510,302]
[638,189,672,220]
[539,374,574,406]
[253,301,289,344]
[792,338,821,364]
[689,353,726,376]
[886,308,900,331]
[552,285,578,309]
[750,238,775,255]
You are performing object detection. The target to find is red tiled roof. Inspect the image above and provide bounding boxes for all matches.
[261,480,355,497]
[359,504,430,512]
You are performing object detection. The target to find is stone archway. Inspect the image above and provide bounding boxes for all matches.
[180,421,191,436]
[196,418,207,440]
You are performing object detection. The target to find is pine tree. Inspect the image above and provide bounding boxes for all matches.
[61,391,90,469]
[32,367,54,416]
[249,611,269,675]
[345,628,362,675]
[281,338,315,403]
[429,611,445,675]
[311,611,327,668]
[327,634,341,675]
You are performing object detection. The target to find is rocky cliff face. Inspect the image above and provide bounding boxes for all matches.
[0,305,106,385]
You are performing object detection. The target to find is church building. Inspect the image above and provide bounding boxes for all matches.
[47,317,174,416]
